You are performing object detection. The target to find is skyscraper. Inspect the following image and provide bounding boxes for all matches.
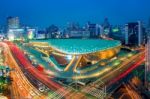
[125,21,144,46]
[6,16,24,40]
[145,37,150,90]
[102,18,111,37]
[102,18,110,29]
[64,23,90,38]
[86,22,99,38]
[110,25,125,44]
[46,24,59,38]
[7,16,20,29]
[147,17,150,37]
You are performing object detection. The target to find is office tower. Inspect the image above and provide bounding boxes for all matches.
[7,16,20,29]
[64,23,90,38]
[86,22,99,38]
[67,22,80,31]
[36,30,47,39]
[145,37,150,90]
[26,27,37,40]
[110,25,125,44]
[125,21,144,46]
[0,26,5,39]
[7,28,25,40]
[6,16,25,40]
[68,29,90,38]
[148,17,150,28]
[147,17,150,37]
[102,18,111,36]
[46,24,59,38]
[0,26,3,34]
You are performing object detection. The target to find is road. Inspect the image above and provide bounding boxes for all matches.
[123,83,142,99]
[4,41,145,99]
[5,41,86,99]
[0,42,46,99]
[100,51,145,86]
[81,51,145,98]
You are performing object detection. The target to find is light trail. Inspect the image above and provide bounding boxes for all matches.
[108,55,145,86]
[5,41,76,98]
[0,42,46,99]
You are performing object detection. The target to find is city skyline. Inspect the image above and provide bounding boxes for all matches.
[0,0,150,29]
[0,1,150,98]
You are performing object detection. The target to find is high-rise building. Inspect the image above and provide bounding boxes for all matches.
[147,17,150,37]
[103,18,110,28]
[36,30,47,39]
[0,26,3,34]
[110,25,125,44]
[26,28,37,40]
[0,26,5,39]
[145,37,150,90]
[102,18,111,37]
[68,29,90,38]
[86,22,99,38]
[125,21,144,46]
[46,25,59,38]
[67,22,80,31]
[7,16,20,29]
[63,22,90,38]
[6,17,28,40]
[7,28,25,40]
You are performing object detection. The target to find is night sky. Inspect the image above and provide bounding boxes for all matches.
[0,0,150,29]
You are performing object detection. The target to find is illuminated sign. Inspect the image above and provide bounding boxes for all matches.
[27,29,35,39]
[28,31,34,39]
[112,28,119,33]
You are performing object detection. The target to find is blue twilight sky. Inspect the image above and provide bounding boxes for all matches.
[0,0,150,29]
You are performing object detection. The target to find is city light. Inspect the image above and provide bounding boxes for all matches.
[112,28,119,32]
[0,0,149,98]
[28,30,34,39]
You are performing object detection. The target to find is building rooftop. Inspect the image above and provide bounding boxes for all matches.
[32,39,121,55]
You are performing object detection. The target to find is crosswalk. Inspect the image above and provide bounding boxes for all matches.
[47,87,73,99]
[81,77,106,99]
[82,86,106,99]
